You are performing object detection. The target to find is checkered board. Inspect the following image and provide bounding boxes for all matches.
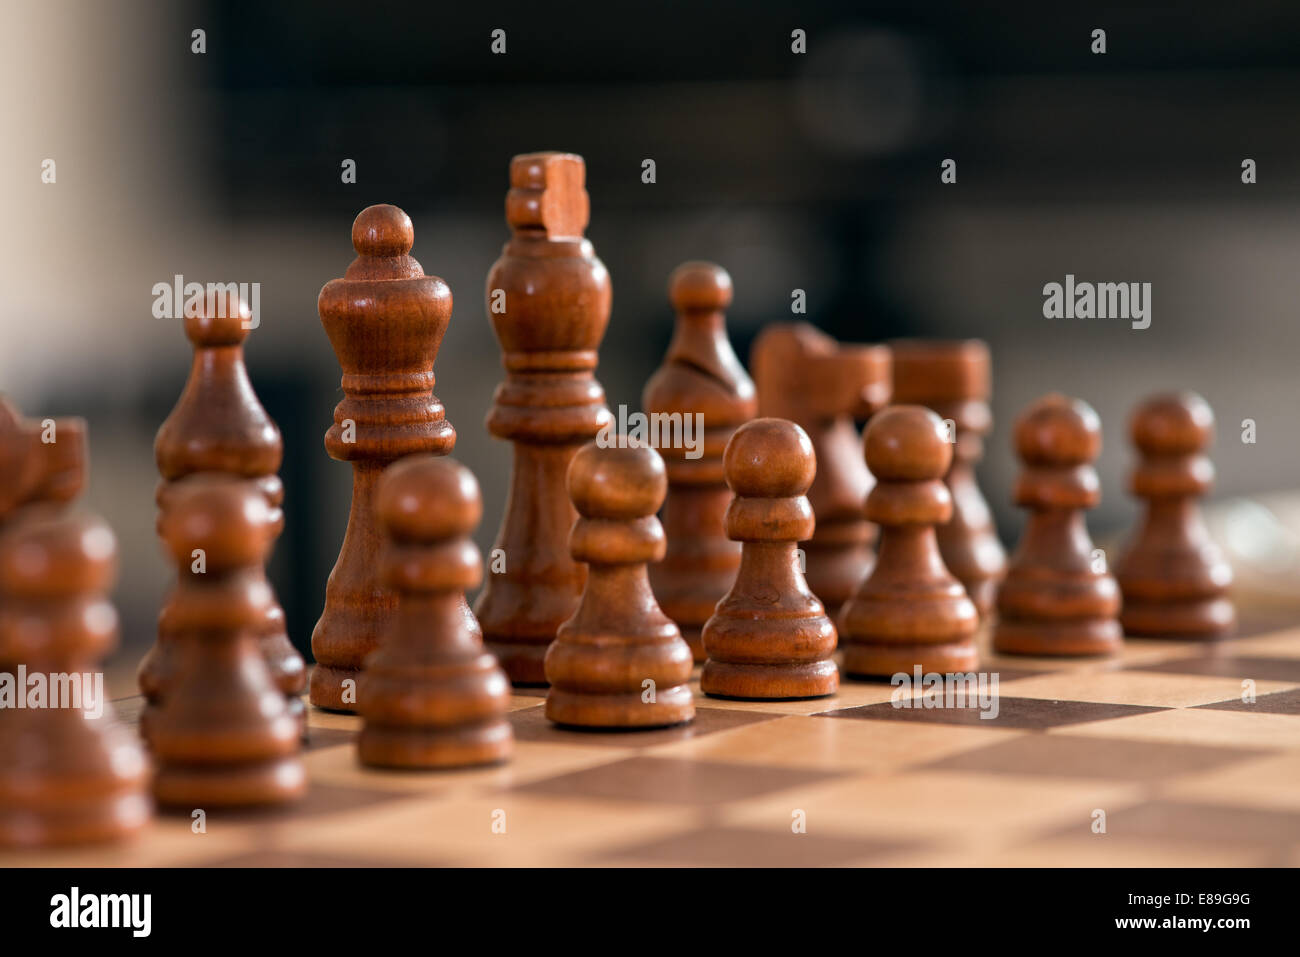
[7,611,1300,868]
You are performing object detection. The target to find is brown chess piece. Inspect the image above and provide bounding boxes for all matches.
[701,418,839,699]
[993,394,1122,656]
[0,507,151,845]
[890,339,1006,617]
[311,205,457,711]
[1116,392,1235,637]
[751,323,891,617]
[643,262,756,662]
[0,397,85,520]
[151,474,306,807]
[544,441,695,728]
[476,153,614,686]
[838,406,979,678]
[142,291,305,731]
[359,455,514,767]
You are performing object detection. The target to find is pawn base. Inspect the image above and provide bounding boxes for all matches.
[546,684,694,730]
[0,792,151,848]
[701,659,839,700]
[154,757,307,808]
[993,617,1123,657]
[309,664,361,712]
[359,718,513,769]
[485,640,551,687]
[680,626,706,664]
[842,640,978,679]
[1120,596,1235,639]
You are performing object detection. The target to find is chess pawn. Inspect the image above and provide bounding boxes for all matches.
[0,397,86,520]
[994,394,1122,656]
[702,418,839,699]
[838,406,979,678]
[643,262,756,662]
[751,323,891,617]
[476,153,614,685]
[1116,392,1235,637]
[151,474,306,807]
[890,340,1006,617]
[312,205,457,711]
[144,291,305,730]
[359,456,513,768]
[545,441,695,728]
[0,508,150,845]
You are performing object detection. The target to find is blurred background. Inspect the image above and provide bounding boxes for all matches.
[4,0,1298,692]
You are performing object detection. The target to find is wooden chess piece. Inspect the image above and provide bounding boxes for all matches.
[151,474,306,807]
[838,406,979,677]
[751,323,891,617]
[0,507,151,845]
[311,205,457,711]
[142,291,305,731]
[359,455,514,767]
[993,394,1122,656]
[545,441,695,728]
[890,339,1006,617]
[0,397,85,521]
[1116,392,1235,637]
[701,417,839,699]
[643,262,756,662]
[476,153,613,686]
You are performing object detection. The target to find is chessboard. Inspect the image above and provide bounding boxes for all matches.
[6,611,1299,869]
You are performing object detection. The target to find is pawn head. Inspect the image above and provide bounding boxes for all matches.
[158,473,275,570]
[352,204,414,258]
[184,288,251,348]
[864,405,953,481]
[1131,391,1214,456]
[669,261,733,313]
[377,455,482,543]
[724,417,816,498]
[1015,393,1102,466]
[568,441,666,519]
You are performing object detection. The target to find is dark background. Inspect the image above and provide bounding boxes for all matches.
[5,0,1298,691]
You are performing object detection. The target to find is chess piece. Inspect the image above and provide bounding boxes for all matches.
[1116,392,1235,637]
[751,323,891,617]
[994,394,1122,656]
[545,441,695,728]
[0,507,150,845]
[643,262,756,662]
[311,205,457,711]
[0,397,85,521]
[890,339,1006,617]
[838,406,979,677]
[359,456,514,768]
[476,153,614,685]
[701,418,839,699]
[151,474,306,807]
[142,291,305,730]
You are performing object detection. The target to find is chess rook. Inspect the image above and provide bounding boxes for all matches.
[142,290,305,731]
[0,508,150,846]
[1116,392,1235,637]
[838,406,979,678]
[359,456,513,768]
[643,262,756,662]
[751,323,891,617]
[890,339,1006,617]
[994,394,1122,656]
[702,417,839,700]
[0,397,85,520]
[311,205,457,711]
[545,442,695,728]
[476,153,613,685]
[151,475,306,807]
